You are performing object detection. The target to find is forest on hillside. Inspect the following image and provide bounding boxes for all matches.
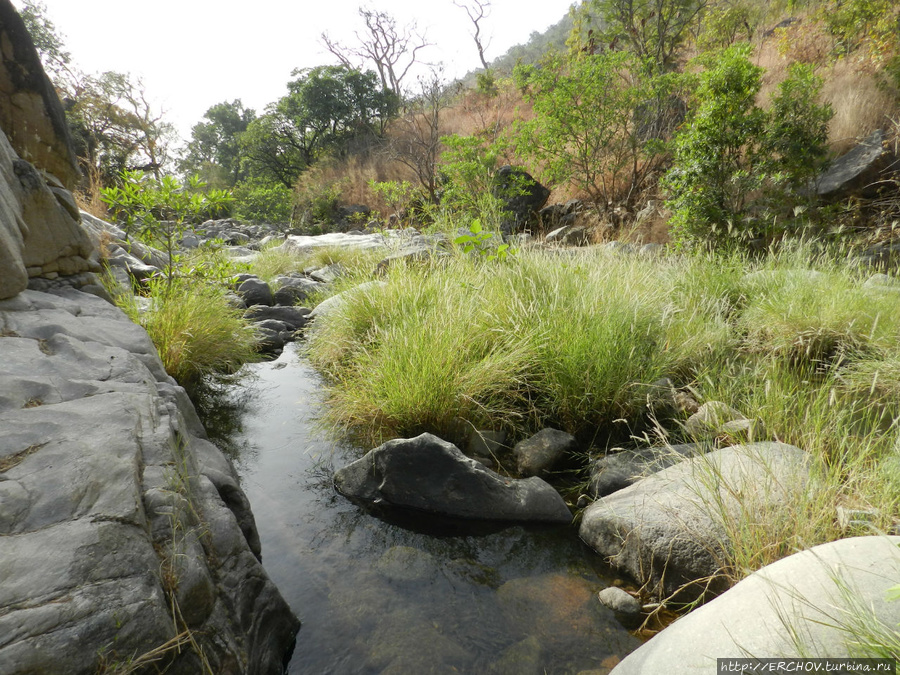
[20,0,900,248]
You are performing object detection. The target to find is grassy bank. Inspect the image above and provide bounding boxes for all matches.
[307,244,900,581]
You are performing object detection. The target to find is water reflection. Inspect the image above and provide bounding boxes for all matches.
[202,343,641,674]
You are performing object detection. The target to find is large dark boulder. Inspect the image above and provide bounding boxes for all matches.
[334,433,572,523]
[493,166,550,234]
[816,129,893,200]
[0,1,80,189]
[237,277,274,307]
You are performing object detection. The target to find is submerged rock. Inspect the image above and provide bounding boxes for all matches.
[334,433,572,523]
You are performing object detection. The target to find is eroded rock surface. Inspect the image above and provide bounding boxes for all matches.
[0,289,299,674]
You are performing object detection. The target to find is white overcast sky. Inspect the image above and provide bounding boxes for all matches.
[14,0,577,140]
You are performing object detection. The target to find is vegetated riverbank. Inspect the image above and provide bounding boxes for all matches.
[108,216,900,656]
[302,241,900,597]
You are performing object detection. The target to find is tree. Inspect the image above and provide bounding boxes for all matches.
[17,0,72,83]
[322,8,431,98]
[383,70,451,203]
[180,100,256,187]
[101,170,233,288]
[515,51,675,211]
[573,0,707,73]
[240,65,398,188]
[65,71,176,184]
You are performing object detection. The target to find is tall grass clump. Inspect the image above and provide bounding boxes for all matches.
[250,244,305,282]
[307,249,732,446]
[120,279,258,389]
[685,248,900,581]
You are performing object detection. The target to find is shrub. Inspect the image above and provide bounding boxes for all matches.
[663,45,832,247]
[514,51,675,211]
[232,179,294,224]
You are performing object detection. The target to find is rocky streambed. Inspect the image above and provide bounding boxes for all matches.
[219,343,642,674]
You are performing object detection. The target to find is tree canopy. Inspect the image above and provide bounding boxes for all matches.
[241,65,398,188]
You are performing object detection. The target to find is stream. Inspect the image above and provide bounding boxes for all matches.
[209,342,641,674]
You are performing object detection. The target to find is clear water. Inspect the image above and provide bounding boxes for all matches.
[218,343,641,674]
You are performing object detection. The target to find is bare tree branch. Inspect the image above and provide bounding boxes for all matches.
[453,0,492,71]
[320,7,432,98]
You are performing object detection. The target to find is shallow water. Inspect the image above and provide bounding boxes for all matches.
[218,343,641,674]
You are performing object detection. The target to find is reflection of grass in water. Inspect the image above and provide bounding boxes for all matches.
[190,372,258,467]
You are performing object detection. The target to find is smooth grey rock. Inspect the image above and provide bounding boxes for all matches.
[589,443,705,498]
[468,428,508,458]
[224,230,250,245]
[579,442,809,599]
[604,241,635,255]
[255,327,286,354]
[816,129,890,199]
[864,273,900,289]
[279,231,393,256]
[308,281,387,322]
[375,244,445,274]
[273,276,321,306]
[179,233,201,249]
[237,277,274,306]
[514,428,578,477]
[611,536,900,674]
[0,288,299,673]
[308,262,343,283]
[334,433,572,523]
[597,586,642,617]
[684,401,746,438]
[639,243,665,257]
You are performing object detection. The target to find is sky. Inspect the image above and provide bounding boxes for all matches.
[15,0,577,141]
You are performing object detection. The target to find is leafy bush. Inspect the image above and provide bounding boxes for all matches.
[232,179,294,224]
[514,51,676,211]
[101,170,234,285]
[437,133,507,228]
[663,45,832,247]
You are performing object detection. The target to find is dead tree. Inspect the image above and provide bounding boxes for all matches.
[321,8,431,99]
[453,0,492,71]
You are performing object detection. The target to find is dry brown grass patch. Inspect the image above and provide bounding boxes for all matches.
[824,63,898,152]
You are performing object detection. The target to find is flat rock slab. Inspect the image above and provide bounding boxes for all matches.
[280,231,396,254]
[579,442,809,599]
[334,433,572,523]
[612,536,900,674]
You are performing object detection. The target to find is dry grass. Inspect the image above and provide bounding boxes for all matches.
[824,64,898,151]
